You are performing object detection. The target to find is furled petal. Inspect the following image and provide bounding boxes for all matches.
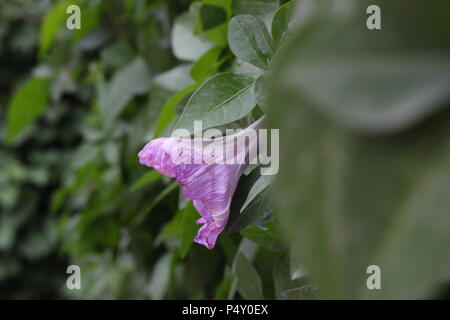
[138,118,264,249]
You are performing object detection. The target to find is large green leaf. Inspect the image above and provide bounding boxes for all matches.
[174,72,257,133]
[269,0,450,299]
[228,15,274,70]
[6,77,50,142]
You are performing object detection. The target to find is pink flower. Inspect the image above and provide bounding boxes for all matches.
[138,118,264,249]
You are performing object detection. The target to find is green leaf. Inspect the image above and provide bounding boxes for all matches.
[271,1,295,49]
[254,72,271,111]
[228,15,274,70]
[132,182,178,226]
[180,202,199,258]
[155,211,183,246]
[6,77,50,142]
[214,273,233,300]
[199,0,233,46]
[171,7,214,61]
[190,47,224,82]
[174,72,257,133]
[153,82,199,138]
[273,254,316,300]
[240,221,284,252]
[130,171,162,192]
[225,167,274,233]
[39,0,77,57]
[233,0,279,19]
[233,253,264,299]
[99,57,150,127]
[240,171,275,213]
[200,4,227,30]
[269,0,450,298]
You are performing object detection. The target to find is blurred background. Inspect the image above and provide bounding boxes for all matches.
[0,0,449,299]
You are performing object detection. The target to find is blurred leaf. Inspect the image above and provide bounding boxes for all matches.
[133,182,179,226]
[155,211,183,246]
[171,7,214,61]
[6,77,50,142]
[200,4,227,30]
[39,0,78,57]
[175,72,257,133]
[241,221,283,252]
[214,272,233,299]
[190,47,224,82]
[153,82,199,138]
[199,0,233,46]
[234,253,264,299]
[101,42,134,68]
[269,0,450,298]
[228,15,274,70]
[180,202,199,258]
[274,0,450,135]
[130,170,162,192]
[148,252,172,299]
[99,57,150,127]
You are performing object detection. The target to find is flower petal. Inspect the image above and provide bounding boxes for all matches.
[137,117,264,249]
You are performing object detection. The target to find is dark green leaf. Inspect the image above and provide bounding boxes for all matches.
[273,254,316,300]
[200,4,227,30]
[180,202,200,258]
[234,253,264,299]
[240,221,284,252]
[130,171,162,192]
[225,167,274,233]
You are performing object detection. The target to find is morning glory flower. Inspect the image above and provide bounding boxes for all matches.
[138,117,264,249]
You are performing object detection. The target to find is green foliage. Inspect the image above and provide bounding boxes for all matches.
[175,72,257,133]
[6,77,50,142]
[269,0,450,299]
[1,0,447,300]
